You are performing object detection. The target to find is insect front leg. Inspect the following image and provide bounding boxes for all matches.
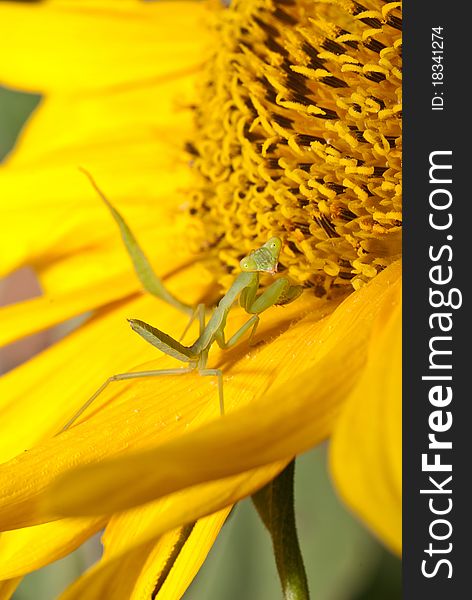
[245,278,303,315]
[215,314,260,350]
[239,273,259,310]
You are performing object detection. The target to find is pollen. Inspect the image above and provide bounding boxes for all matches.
[187,0,402,296]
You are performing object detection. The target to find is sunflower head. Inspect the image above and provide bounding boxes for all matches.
[0,0,402,596]
[187,0,402,298]
[240,236,281,273]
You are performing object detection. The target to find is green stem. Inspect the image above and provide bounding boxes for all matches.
[252,460,310,600]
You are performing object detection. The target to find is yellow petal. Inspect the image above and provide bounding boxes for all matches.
[0,578,21,600]
[329,284,402,555]
[0,272,137,349]
[0,148,193,281]
[60,539,155,600]
[138,510,229,600]
[0,231,197,348]
[7,71,197,168]
[1,8,199,279]
[59,511,229,600]
[0,0,211,94]
[0,263,399,528]
[41,261,401,517]
[1,11,200,278]
[0,290,326,529]
[0,278,202,460]
[0,518,105,579]
[95,461,286,564]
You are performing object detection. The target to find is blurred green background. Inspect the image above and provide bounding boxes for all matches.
[0,85,401,599]
[0,86,40,162]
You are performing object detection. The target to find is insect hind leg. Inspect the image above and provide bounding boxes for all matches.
[57,366,196,434]
[198,368,224,415]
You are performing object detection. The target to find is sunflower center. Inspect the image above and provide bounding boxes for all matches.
[187,0,402,296]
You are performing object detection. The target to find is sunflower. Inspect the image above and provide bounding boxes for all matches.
[0,0,401,598]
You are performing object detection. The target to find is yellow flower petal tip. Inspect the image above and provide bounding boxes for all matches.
[330,280,402,555]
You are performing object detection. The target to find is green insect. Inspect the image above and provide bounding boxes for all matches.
[61,170,303,432]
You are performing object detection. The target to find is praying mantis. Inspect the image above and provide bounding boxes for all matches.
[60,170,303,432]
